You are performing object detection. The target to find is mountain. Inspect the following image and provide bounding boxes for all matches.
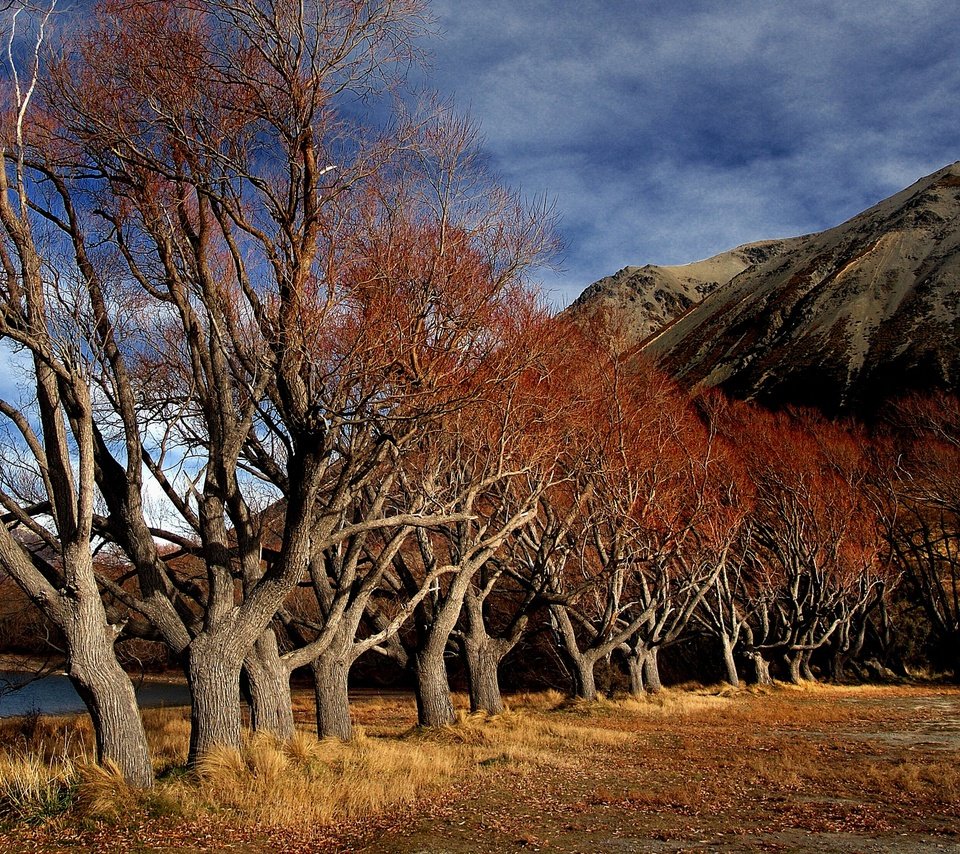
[565,239,797,353]
[572,161,960,413]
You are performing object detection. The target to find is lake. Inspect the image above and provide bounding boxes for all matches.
[0,671,190,717]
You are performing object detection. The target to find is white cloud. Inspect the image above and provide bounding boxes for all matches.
[423,0,960,307]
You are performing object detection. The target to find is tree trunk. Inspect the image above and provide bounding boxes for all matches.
[243,630,294,740]
[626,652,645,696]
[413,649,455,727]
[569,653,598,701]
[312,648,353,740]
[66,610,153,788]
[828,645,847,682]
[800,651,816,682]
[721,635,740,688]
[187,637,243,764]
[642,647,663,694]
[748,651,773,686]
[462,636,508,715]
[785,652,803,684]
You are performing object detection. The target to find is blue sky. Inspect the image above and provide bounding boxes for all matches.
[421,0,960,307]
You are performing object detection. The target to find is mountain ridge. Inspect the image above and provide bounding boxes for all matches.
[571,161,960,413]
[565,238,798,353]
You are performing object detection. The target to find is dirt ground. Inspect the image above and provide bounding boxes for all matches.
[346,686,960,854]
[5,684,960,853]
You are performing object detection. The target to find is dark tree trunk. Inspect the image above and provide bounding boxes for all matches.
[642,647,663,694]
[721,636,740,688]
[243,630,294,740]
[459,587,506,714]
[187,636,243,764]
[413,649,455,727]
[550,606,597,701]
[459,580,528,714]
[626,652,645,696]
[66,607,153,788]
[828,642,847,682]
[462,638,507,715]
[800,651,816,682]
[312,648,353,740]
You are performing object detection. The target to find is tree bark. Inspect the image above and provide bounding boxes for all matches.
[312,649,353,740]
[642,647,663,694]
[187,636,243,764]
[462,637,507,715]
[65,606,153,788]
[413,649,456,727]
[569,653,598,701]
[785,651,803,684]
[243,630,294,740]
[748,651,773,686]
[626,652,645,696]
[721,635,740,688]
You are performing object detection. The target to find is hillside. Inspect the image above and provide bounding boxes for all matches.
[565,240,796,354]
[573,162,960,413]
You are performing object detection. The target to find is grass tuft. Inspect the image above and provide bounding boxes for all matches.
[0,748,77,824]
[75,759,136,820]
[181,729,462,827]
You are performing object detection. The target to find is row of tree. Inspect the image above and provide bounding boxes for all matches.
[0,0,956,791]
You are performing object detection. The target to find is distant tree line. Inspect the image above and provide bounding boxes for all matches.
[0,0,956,791]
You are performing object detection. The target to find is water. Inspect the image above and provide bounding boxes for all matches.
[0,671,190,717]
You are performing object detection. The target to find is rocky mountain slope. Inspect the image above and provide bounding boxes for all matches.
[571,162,960,413]
[566,240,796,353]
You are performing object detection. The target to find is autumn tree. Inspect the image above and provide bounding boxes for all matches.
[0,0,554,763]
[0,0,154,786]
[882,393,960,680]
[376,311,561,726]
[612,381,743,695]
[247,108,554,738]
[727,406,887,684]
[516,343,714,701]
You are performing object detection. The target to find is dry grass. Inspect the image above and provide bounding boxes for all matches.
[0,692,636,833]
[411,707,632,770]
[181,729,464,827]
[74,760,138,820]
[1,682,958,851]
[0,746,79,824]
[859,755,960,803]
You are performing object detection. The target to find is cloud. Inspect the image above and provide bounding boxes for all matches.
[423,0,960,306]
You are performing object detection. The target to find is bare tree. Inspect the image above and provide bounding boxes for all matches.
[0,0,546,758]
[12,0,553,762]
[0,0,153,786]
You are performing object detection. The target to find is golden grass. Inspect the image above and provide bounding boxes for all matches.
[411,707,633,770]
[141,707,190,772]
[74,760,136,820]
[0,747,78,823]
[2,682,958,840]
[181,729,464,827]
[857,755,960,804]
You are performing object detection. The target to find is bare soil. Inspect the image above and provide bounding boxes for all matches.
[355,686,960,854]
[6,684,960,853]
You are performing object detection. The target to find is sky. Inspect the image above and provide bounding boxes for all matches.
[420,0,960,308]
